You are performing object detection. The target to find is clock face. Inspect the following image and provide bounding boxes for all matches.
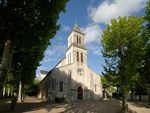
[78,68,84,75]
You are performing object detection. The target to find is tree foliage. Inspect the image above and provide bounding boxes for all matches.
[0,1,69,110]
[142,0,150,83]
[0,0,68,92]
[102,16,145,110]
[137,0,150,105]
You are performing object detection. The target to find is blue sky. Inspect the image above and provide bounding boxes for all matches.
[36,0,146,77]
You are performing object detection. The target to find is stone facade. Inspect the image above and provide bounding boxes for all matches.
[38,24,102,101]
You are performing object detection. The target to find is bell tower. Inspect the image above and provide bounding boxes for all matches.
[66,23,87,66]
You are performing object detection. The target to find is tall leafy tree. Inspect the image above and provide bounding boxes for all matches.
[0,0,68,96]
[0,0,69,111]
[145,0,150,105]
[139,0,150,105]
[102,16,145,111]
[144,0,150,83]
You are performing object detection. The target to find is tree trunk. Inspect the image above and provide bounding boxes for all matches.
[2,85,6,98]
[130,85,134,101]
[17,65,23,102]
[122,84,125,110]
[10,83,19,111]
[0,39,13,95]
[10,92,17,111]
[131,91,134,101]
[122,84,128,113]
[10,63,22,111]
[21,84,25,101]
[139,93,142,101]
[18,82,22,102]
[147,85,150,106]
[148,92,150,106]
[120,63,128,113]
[7,87,10,97]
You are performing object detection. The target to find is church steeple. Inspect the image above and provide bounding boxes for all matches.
[68,23,85,47]
[66,24,87,66]
[73,23,81,33]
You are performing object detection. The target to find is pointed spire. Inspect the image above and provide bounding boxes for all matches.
[73,18,81,32]
[74,17,78,27]
[75,17,77,26]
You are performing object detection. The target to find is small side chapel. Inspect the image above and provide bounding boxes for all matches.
[38,24,102,101]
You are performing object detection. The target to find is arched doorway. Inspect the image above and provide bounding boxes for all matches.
[77,86,83,100]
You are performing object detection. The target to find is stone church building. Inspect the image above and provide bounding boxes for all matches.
[38,24,102,101]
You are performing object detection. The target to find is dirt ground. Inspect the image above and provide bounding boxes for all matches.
[0,97,150,113]
[0,97,122,113]
[127,101,150,113]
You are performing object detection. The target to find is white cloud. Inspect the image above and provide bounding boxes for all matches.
[39,44,67,64]
[40,49,58,63]
[36,44,67,77]
[82,24,103,44]
[84,0,146,55]
[86,44,102,55]
[61,25,71,32]
[37,65,47,70]
[89,0,146,24]
[81,24,103,55]
[40,58,57,63]
[53,44,67,52]
[44,50,55,58]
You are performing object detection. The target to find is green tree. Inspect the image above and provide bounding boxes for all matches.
[138,0,150,105]
[0,0,68,97]
[0,0,69,111]
[102,65,121,98]
[102,16,145,111]
[26,79,40,96]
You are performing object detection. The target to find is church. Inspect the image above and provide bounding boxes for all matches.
[38,24,102,101]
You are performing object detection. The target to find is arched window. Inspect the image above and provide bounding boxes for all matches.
[81,53,83,62]
[77,86,83,99]
[70,53,71,63]
[77,52,79,62]
[79,37,81,44]
[59,81,63,92]
[77,36,78,43]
